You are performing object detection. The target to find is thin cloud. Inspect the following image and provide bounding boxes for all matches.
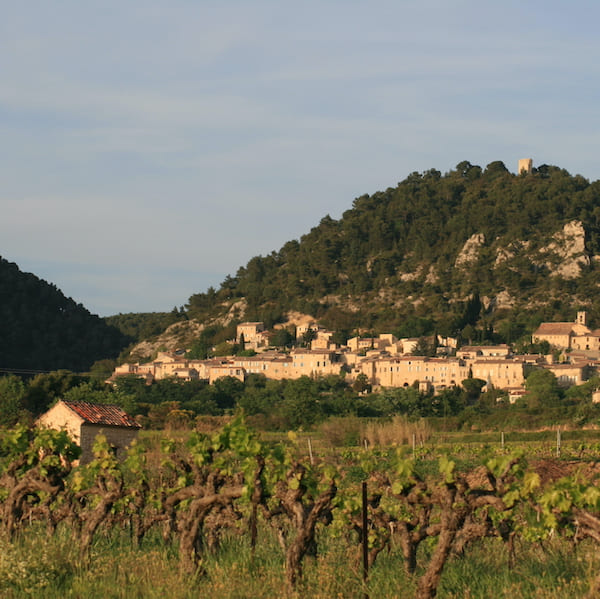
[1,1,600,315]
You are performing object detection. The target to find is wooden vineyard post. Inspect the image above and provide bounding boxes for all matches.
[362,481,369,599]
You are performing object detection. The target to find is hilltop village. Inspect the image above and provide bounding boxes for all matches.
[110,311,600,402]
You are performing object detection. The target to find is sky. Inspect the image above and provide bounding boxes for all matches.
[2,1,600,317]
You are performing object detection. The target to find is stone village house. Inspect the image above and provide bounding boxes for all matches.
[110,311,600,396]
[37,400,141,464]
[532,311,600,352]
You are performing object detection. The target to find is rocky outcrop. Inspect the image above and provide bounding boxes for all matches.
[541,220,590,279]
[128,299,248,359]
[399,263,426,282]
[455,233,485,268]
[128,319,206,359]
[483,290,516,311]
[493,222,589,280]
[425,265,439,284]
[494,240,530,266]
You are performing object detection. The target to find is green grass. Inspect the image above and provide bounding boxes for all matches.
[438,537,599,599]
[2,522,599,598]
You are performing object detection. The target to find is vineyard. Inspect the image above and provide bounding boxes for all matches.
[2,420,600,598]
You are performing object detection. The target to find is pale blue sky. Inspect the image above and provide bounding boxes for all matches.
[2,1,599,316]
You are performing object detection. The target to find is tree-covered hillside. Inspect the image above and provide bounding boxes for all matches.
[8,160,600,369]
[104,308,188,344]
[185,161,600,342]
[0,258,130,372]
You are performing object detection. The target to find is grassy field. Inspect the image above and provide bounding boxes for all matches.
[244,420,600,467]
[2,522,599,598]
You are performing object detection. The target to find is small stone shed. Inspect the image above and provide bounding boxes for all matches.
[37,400,141,464]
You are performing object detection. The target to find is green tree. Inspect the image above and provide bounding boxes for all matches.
[524,368,562,407]
[352,373,371,394]
[412,337,435,356]
[431,387,466,417]
[564,376,600,402]
[461,324,476,345]
[213,342,236,357]
[461,378,486,405]
[62,382,138,415]
[89,359,117,383]
[281,376,323,428]
[112,374,147,399]
[271,327,294,349]
[301,328,317,347]
[23,370,86,416]
[213,376,245,411]
[0,375,26,426]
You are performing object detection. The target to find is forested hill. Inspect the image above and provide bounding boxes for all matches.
[9,161,600,369]
[184,161,600,343]
[0,258,130,372]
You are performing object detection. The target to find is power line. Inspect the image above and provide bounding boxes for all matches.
[0,367,62,376]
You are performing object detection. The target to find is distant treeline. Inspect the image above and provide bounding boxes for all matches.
[3,366,600,433]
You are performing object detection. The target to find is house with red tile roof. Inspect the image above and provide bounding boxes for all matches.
[37,400,141,464]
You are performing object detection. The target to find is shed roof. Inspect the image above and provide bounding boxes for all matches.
[62,400,141,428]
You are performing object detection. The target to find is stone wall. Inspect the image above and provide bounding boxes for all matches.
[79,425,139,464]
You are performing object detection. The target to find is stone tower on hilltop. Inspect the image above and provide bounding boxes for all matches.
[518,158,533,174]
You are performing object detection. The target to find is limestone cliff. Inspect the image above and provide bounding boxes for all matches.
[541,220,590,279]
[455,233,485,268]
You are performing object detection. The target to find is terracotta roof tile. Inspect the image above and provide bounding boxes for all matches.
[63,401,141,428]
[533,323,577,335]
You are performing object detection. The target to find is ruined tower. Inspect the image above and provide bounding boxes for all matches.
[518,158,533,175]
